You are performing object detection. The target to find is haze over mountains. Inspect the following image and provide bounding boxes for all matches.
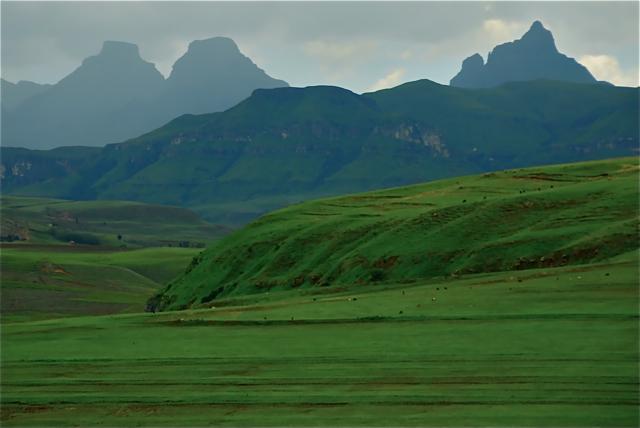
[3,79,637,225]
[1,37,288,149]
[1,21,637,226]
[450,21,598,88]
[2,22,623,152]
[1,79,52,111]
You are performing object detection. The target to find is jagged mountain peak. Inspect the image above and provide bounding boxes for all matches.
[451,20,596,88]
[3,35,289,148]
[506,20,557,53]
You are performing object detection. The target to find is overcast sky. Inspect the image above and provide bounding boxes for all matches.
[2,1,638,92]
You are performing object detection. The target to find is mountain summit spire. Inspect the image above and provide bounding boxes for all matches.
[517,20,557,51]
[450,20,596,88]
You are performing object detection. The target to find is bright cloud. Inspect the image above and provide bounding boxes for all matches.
[482,19,527,43]
[579,54,639,87]
[400,49,413,60]
[366,68,406,92]
[303,40,376,64]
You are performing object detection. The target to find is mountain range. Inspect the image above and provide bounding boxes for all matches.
[2,22,637,226]
[2,79,637,226]
[450,21,598,88]
[1,38,288,149]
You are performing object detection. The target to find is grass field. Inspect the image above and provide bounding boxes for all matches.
[1,251,638,426]
[1,158,638,426]
[0,196,230,321]
[0,245,202,322]
[1,196,230,248]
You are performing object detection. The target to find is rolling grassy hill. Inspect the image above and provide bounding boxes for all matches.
[0,197,230,321]
[149,157,639,311]
[2,80,637,226]
[0,246,202,322]
[1,157,637,426]
[1,196,230,247]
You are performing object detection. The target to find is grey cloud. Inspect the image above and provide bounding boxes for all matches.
[1,1,637,91]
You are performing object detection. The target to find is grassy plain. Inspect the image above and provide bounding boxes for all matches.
[1,253,638,426]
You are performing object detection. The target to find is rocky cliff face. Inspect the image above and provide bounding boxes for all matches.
[450,21,597,88]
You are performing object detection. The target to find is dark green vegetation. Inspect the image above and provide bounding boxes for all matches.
[1,252,638,426]
[1,196,229,247]
[0,196,229,321]
[150,157,639,311]
[3,80,637,226]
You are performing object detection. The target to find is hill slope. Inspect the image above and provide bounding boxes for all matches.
[1,196,230,247]
[2,80,637,226]
[0,196,230,321]
[148,157,639,311]
[0,246,203,322]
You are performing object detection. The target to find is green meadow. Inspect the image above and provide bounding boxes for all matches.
[0,246,201,322]
[0,196,228,321]
[1,254,638,426]
[1,158,638,426]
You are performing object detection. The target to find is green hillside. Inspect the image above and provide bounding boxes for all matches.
[0,246,201,322]
[0,196,230,321]
[2,80,637,225]
[1,196,230,247]
[149,157,639,311]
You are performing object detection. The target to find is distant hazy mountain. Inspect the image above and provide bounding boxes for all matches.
[2,79,637,226]
[3,41,165,149]
[1,79,52,111]
[158,37,288,118]
[2,38,288,149]
[450,21,597,88]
